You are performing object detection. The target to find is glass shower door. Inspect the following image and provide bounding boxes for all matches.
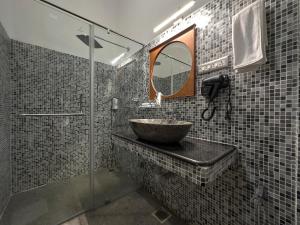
[1,1,93,225]
[0,1,145,224]
[90,25,143,211]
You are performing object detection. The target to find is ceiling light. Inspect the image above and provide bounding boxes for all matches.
[153,1,196,33]
[111,53,126,65]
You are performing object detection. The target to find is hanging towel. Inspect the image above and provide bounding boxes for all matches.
[232,0,267,73]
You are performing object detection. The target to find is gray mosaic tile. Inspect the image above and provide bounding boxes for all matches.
[1,0,299,224]
[297,1,300,222]
[113,0,300,224]
[0,22,12,217]
[112,136,238,185]
[10,40,116,194]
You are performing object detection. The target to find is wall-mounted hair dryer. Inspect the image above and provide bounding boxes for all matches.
[201,75,230,101]
[201,75,232,121]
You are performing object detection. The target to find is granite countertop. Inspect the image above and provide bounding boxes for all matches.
[112,131,237,167]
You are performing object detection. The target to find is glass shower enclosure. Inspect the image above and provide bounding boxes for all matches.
[0,1,143,225]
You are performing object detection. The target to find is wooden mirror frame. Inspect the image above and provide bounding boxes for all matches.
[149,25,196,100]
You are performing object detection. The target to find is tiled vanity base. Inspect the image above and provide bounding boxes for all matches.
[112,135,238,185]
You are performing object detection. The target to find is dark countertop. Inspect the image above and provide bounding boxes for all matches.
[112,131,236,166]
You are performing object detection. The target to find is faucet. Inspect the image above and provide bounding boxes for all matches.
[155,92,162,107]
[139,92,162,108]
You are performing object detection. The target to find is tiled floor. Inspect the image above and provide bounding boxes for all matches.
[61,215,89,225]
[0,169,139,225]
[1,169,185,225]
[62,190,185,225]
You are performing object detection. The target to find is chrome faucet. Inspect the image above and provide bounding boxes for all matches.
[139,92,162,108]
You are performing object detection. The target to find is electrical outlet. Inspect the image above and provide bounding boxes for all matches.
[199,56,229,73]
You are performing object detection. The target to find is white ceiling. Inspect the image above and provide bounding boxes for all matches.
[115,0,210,44]
[0,0,210,65]
[47,0,210,44]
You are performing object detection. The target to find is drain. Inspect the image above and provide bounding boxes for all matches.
[104,200,111,205]
[152,208,172,224]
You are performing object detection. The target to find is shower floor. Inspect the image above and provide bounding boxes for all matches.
[0,169,140,225]
[62,190,185,225]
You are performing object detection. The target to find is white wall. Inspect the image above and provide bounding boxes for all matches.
[46,0,120,32]
[0,0,210,64]
[0,0,142,64]
[0,0,15,38]
[0,0,90,60]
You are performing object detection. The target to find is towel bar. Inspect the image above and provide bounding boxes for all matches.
[20,113,85,117]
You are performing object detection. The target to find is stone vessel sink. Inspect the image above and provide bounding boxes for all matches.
[129,119,193,144]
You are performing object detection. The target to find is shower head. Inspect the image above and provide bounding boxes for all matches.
[76,34,103,48]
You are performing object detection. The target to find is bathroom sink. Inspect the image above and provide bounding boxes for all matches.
[129,119,192,144]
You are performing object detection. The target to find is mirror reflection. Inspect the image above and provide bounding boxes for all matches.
[153,42,192,96]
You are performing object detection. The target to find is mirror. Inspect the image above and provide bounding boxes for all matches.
[149,25,196,100]
[153,42,192,96]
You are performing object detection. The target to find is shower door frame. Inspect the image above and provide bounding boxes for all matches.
[26,1,144,224]
[89,24,95,210]
[19,1,145,224]
[50,23,96,225]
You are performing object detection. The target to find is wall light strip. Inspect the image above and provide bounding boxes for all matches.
[111,52,126,65]
[153,0,196,33]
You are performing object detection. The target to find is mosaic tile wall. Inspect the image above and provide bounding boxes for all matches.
[153,71,189,96]
[94,58,116,170]
[297,1,300,222]
[297,0,300,223]
[172,72,189,95]
[114,0,300,224]
[0,23,11,217]
[11,40,115,193]
[112,135,238,185]
[153,76,172,95]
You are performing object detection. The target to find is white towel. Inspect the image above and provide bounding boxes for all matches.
[232,0,267,73]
